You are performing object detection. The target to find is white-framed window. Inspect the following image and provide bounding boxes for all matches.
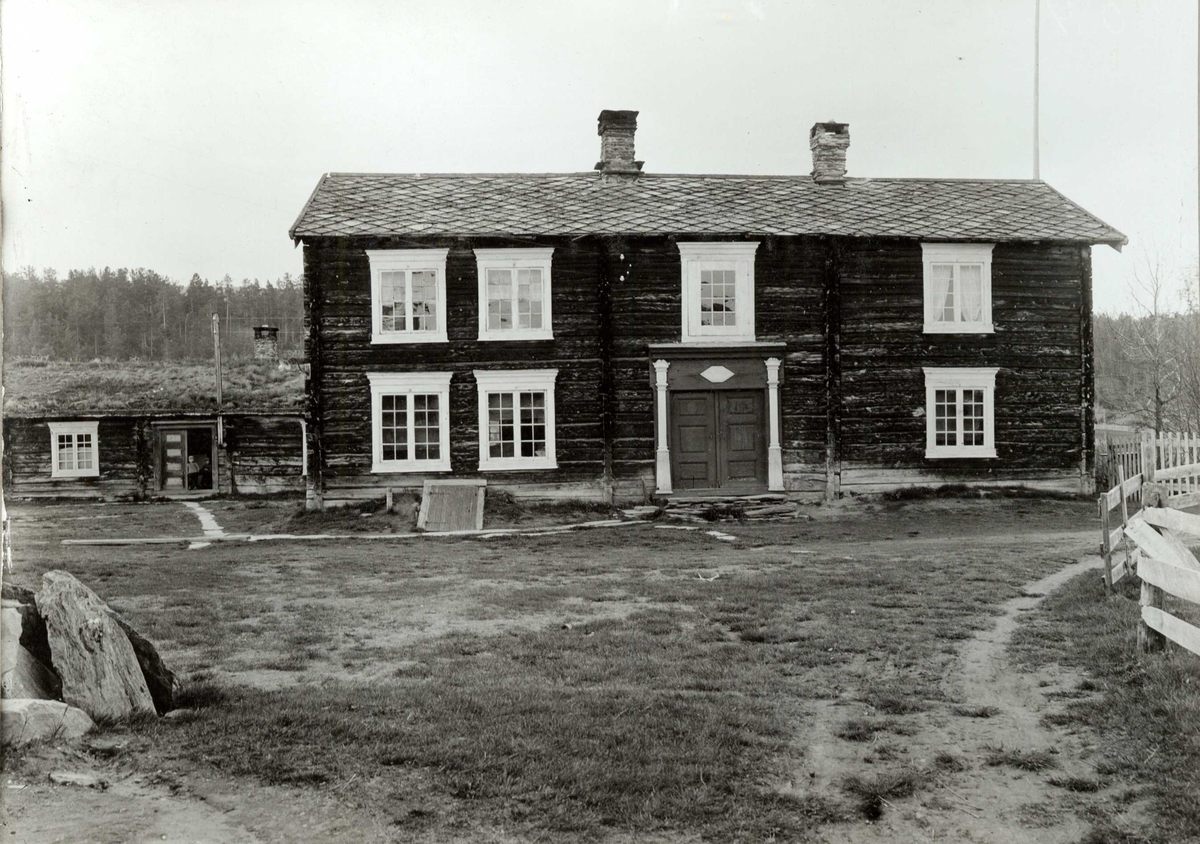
[367,249,449,344]
[474,248,554,341]
[678,242,759,343]
[49,421,99,478]
[367,372,452,473]
[922,243,995,334]
[473,369,558,471]
[923,367,998,459]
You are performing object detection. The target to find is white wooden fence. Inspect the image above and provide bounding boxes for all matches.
[1121,505,1200,658]
[1098,431,1200,494]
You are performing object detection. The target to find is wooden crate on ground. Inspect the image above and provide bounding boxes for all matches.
[417,480,487,533]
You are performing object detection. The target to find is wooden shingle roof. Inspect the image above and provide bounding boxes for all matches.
[289,172,1127,247]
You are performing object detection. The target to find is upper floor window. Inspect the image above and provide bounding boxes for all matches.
[922,243,994,334]
[474,248,554,341]
[49,421,99,478]
[367,372,453,473]
[678,242,759,343]
[367,249,449,344]
[923,367,998,459]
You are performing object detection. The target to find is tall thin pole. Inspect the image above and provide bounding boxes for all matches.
[212,312,223,408]
[1033,0,1041,179]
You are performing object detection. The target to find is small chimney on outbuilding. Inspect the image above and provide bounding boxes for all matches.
[810,121,850,184]
[253,325,279,362]
[596,109,643,175]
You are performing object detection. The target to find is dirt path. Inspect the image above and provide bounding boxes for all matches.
[800,555,1145,844]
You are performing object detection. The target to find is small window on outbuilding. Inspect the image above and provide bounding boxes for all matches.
[49,421,100,478]
[922,243,995,334]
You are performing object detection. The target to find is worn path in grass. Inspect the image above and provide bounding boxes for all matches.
[4,496,1125,843]
[802,555,1144,844]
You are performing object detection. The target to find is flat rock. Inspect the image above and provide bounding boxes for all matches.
[48,771,107,789]
[2,643,63,700]
[37,571,156,721]
[109,613,178,715]
[2,699,94,747]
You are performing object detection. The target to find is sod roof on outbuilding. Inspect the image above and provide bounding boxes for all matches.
[289,172,1127,247]
[2,360,304,417]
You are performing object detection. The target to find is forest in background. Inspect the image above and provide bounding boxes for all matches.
[2,267,304,362]
[2,264,1198,433]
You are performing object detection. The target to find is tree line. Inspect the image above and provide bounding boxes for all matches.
[1094,262,1200,435]
[2,267,304,361]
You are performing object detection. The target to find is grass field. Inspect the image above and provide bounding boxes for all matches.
[7,495,1195,842]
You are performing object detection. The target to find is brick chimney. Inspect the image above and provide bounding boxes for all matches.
[810,121,850,184]
[253,325,279,362]
[596,109,643,175]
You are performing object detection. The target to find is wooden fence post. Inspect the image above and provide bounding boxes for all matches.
[1142,429,1156,484]
[1139,580,1167,652]
[1117,466,1134,575]
[385,487,394,515]
[1100,499,1113,590]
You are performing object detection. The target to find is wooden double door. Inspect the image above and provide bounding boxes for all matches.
[670,390,767,491]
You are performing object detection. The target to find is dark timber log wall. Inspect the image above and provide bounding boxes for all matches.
[303,235,1093,503]
[3,415,303,500]
[303,237,608,505]
[837,240,1087,492]
[3,418,144,499]
[606,236,828,498]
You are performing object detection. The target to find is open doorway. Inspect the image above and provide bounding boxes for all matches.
[159,425,216,492]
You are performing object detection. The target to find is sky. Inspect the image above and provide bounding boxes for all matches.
[2,0,1196,313]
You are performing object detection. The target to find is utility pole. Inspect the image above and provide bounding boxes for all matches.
[1033,0,1041,179]
[212,313,223,408]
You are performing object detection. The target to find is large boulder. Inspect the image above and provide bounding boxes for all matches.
[2,585,54,668]
[108,614,178,714]
[3,598,62,700]
[37,571,155,720]
[3,644,62,700]
[1,699,93,747]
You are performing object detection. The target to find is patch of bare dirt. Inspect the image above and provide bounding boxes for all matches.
[783,555,1151,843]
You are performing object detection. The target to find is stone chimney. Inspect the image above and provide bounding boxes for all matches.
[810,121,850,184]
[253,325,279,362]
[596,109,643,175]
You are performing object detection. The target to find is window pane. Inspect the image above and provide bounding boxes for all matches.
[519,391,547,458]
[963,389,985,446]
[57,434,74,471]
[381,271,406,332]
[411,270,438,332]
[931,264,954,322]
[517,269,542,330]
[935,388,957,447]
[381,394,408,461]
[959,265,983,323]
[488,392,515,458]
[488,269,513,331]
[76,434,93,470]
[700,268,736,327]
[413,394,440,460]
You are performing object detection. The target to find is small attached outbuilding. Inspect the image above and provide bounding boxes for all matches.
[2,359,306,500]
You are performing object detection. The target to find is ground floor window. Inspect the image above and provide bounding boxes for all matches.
[49,421,99,478]
[923,367,998,459]
[367,372,452,473]
[473,369,558,471]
